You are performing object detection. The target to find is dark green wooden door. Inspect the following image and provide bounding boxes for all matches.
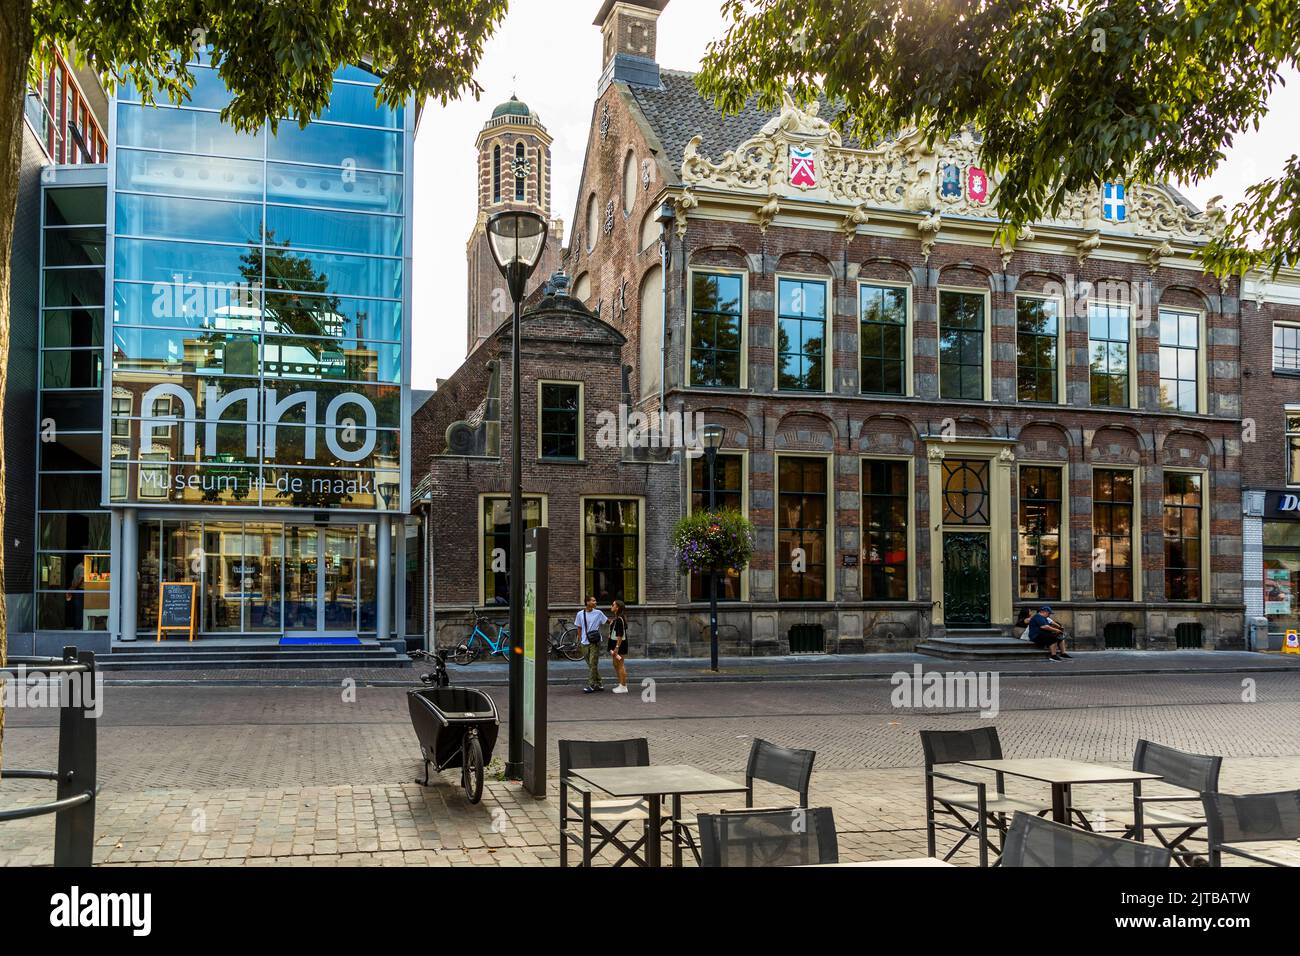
[943,532,991,626]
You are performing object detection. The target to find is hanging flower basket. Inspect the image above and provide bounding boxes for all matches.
[671,508,756,576]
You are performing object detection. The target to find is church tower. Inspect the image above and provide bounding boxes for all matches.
[465,96,564,354]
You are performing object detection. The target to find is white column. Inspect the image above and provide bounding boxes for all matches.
[376,514,391,640]
[120,508,138,642]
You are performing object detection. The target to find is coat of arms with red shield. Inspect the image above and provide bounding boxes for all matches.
[967,166,989,204]
[789,146,817,188]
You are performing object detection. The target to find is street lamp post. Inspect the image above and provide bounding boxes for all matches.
[486,210,548,781]
[702,424,725,673]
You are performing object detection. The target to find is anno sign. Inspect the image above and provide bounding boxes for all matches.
[139,384,378,463]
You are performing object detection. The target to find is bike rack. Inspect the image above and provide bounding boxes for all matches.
[0,647,100,866]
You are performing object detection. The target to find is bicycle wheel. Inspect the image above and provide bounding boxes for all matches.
[556,629,585,661]
[450,642,477,666]
[462,734,485,804]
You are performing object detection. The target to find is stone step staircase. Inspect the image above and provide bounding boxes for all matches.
[915,628,1047,661]
[100,638,410,671]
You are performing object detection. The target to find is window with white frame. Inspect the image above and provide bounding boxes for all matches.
[859,284,908,396]
[777,278,828,392]
[1088,303,1130,407]
[1158,309,1200,412]
[1274,323,1300,371]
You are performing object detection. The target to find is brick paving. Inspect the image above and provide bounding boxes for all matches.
[2,670,1299,866]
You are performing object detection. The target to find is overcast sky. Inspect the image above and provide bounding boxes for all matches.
[411,0,1300,389]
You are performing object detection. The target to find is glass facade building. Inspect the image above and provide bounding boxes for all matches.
[38,178,111,633]
[31,55,419,646]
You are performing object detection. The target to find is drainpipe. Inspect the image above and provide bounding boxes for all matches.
[425,503,435,653]
[656,201,676,409]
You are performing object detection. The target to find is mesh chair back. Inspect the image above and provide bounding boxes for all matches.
[698,808,838,867]
[1002,812,1172,867]
[919,727,1003,768]
[558,738,650,778]
[1202,790,1300,845]
[747,738,816,802]
[1132,739,1221,793]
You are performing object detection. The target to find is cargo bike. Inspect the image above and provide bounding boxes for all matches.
[407,649,500,803]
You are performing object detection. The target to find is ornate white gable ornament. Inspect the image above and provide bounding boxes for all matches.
[680,97,1228,245]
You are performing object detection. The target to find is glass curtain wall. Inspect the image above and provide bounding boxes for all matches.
[37,185,110,631]
[134,519,373,635]
[108,54,406,512]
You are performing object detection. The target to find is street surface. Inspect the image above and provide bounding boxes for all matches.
[3,655,1299,866]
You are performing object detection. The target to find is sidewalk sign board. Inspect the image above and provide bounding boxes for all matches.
[157,582,197,642]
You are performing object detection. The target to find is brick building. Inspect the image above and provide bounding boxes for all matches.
[1240,269,1300,647]
[414,280,681,651]
[415,0,1272,657]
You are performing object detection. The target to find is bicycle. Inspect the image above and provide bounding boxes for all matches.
[548,621,585,661]
[450,610,587,664]
[450,609,510,664]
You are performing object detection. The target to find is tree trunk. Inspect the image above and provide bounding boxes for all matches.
[0,0,37,776]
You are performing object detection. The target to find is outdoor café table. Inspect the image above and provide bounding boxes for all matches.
[959,757,1162,826]
[567,764,749,867]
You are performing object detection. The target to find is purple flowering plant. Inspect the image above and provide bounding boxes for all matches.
[670,508,755,576]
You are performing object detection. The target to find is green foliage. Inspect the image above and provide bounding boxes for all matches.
[29,0,510,132]
[671,508,756,575]
[697,0,1300,277]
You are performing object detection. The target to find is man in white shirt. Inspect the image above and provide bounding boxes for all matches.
[575,595,608,693]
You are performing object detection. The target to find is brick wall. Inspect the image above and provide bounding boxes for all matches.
[1241,297,1300,489]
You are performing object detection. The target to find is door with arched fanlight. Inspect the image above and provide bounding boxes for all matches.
[940,458,992,626]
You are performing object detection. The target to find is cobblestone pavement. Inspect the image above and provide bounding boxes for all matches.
[2,670,1299,866]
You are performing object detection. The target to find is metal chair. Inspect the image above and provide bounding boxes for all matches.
[1002,811,1173,867]
[1202,790,1300,867]
[920,727,1053,867]
[1091,739,1221,865]
[558,738,653,867]
[697,807,838,867]
[678,737,816,863]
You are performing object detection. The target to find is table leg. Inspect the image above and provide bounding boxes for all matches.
[1052,783,1068,824]
[647,794,661,868]
[672,794,682,868]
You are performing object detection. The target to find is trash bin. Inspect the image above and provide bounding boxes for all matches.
[1250,617,1270,652]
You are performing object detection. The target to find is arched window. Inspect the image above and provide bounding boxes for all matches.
[492,145,501,204]
[573,273,592,303]
[639,266,664,399]
[623,151,638,215]
[586,195,599,251]
[515,142,526,201]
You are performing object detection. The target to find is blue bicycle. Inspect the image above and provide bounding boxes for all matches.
[451,609,511,665]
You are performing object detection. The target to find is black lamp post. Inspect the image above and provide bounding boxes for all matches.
[702,423,725,672]
[486,210,548,781]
